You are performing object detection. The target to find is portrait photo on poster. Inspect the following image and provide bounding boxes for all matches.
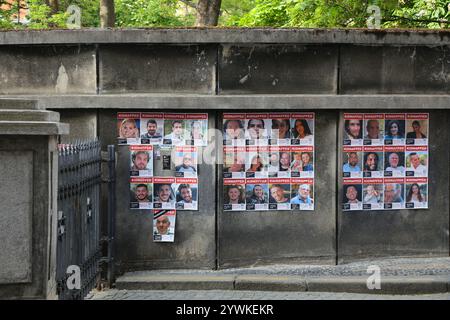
[129,177,153,210]
[153,210,176,242]
[117,112,141,145]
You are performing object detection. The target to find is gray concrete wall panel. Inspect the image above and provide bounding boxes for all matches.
[219,45,338,94]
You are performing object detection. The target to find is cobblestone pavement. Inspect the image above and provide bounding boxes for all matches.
[118,257,450,278]
[87,289,450,300]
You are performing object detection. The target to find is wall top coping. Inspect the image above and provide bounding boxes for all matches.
[3,94,450,110]
[1,28,450,46]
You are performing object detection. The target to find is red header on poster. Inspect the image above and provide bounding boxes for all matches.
[290,112,314,119]
[269,113,291,119]
[141,112,164,119]
[223,179,246,185]
[406,113,429,120]
[291,146,313,152]
[223,113,245,120]
[246,178,268,184]
[343,178,363,184]
[118,112,141,119]
[384,146,405,152]
[344,113,363,120]
[291,178,314,184]
[164,113,186,120]
[269,178,291,184]
[176,178,198,184]
[384,177,405,184]
[246,146,269,153]
[130,145,153,151]
[364,113,384,119]
[343,146,363,152]
[364,146,384,152]
[153,177,176,184]
[130,177,153,183]
[364,178,384,184]
[185,113,208,120]
[406,145,428,152]
[385,113,405,120]
[406,177,428,184]
[246,113,268,119]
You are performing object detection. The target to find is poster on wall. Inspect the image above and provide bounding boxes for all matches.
[222,112,315,212]
[223,113,246,146]
[153,177,176,209]
[174,146,198,178]
[185,113,208,146]
[343,112,429,212]
[245,178,269,211]
[163,113,186,146]
[290,178,314,210]
[130,177,153,209]
[130,145,153,177]
[153,210,176,242]
[175,178,198,210]
[117,112,141,145]
[223,179,246,211]
[140,113,164,145]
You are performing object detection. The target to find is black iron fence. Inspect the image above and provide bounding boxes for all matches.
[56,140,108,300]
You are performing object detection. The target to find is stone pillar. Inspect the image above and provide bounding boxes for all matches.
[0,100,69,299]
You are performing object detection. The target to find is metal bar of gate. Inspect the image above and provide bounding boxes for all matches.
[107,145,116,288]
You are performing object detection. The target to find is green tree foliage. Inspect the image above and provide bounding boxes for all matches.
[235,0,450,28]
[115,0,192,27]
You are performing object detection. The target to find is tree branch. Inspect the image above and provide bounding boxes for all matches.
[178,0,197,10]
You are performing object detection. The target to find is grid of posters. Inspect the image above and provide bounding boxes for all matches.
[118,112,208,146]
[119,112,207,242]
[223,112,315,212]
[342,113,429,211]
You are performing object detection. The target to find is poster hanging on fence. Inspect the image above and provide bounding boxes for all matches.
[222,112,315,212]
[342,112,429,212]
[175,178,198,210]
[153,210,176,242]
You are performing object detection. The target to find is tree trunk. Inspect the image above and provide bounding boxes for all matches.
[100,0,115,28]
[195,0,222,26]
[48,0,59,14]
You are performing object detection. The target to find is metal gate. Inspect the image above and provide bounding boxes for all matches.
[56,140,113,300]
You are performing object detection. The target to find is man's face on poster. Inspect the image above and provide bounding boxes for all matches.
[147,122,157,136]
[348,152,358,167]
[156,216,170,235]
[271,186,285,203]
[280,152,290,167]
[158,184,172,202]
[133,152,149,170]
[248,119,264,139]
[410,154,421,168]
[389,153,400,168]
[226,120,243,139]
[135,186,149,202]
[299,185,310,199]
[180,187,192,203]
[366,153,378,171]
[384,184,399,203]
[346,186,357,201]
[172,122,183,136]
[366,120,380,139]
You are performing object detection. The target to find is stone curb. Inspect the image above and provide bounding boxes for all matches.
[115,274,450,294]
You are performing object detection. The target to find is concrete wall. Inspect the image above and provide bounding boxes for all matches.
[0,29,449,272]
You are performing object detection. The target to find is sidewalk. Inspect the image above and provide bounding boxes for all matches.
[105,257,450,295]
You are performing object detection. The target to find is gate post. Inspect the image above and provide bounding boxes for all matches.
[0,100,69,299]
